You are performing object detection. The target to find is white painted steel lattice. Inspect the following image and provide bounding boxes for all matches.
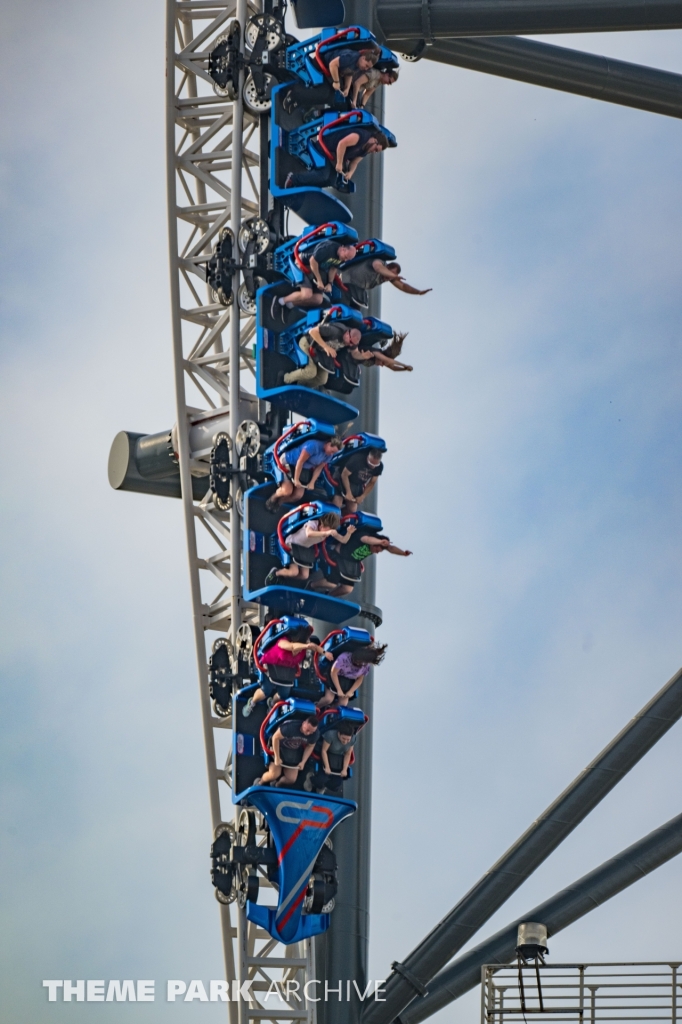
[165,1,318,1020]
[482,963,682,1024]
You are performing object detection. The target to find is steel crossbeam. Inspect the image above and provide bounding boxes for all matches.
[165,2,319,1021]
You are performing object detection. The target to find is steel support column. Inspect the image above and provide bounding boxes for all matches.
[375,0,682,40]
[363,664,682,1024]
[414,36,682,119]
[313,3,385,1022]
[398,810,682,1023]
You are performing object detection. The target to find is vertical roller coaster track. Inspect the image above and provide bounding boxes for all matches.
[106,0,682,1021]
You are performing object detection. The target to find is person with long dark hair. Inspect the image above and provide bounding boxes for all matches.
[319,642,387,706]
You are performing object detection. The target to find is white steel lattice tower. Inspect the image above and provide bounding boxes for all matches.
[165,1,317,1020]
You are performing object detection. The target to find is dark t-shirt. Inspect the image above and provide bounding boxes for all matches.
[311,240,344,276]
[318,323,347,347]
[323,127,375,170]
[343,530,382,561]
[334,49,365,75]
[340,259,385,293]
[279,720,319,750]
[341,451,383,495]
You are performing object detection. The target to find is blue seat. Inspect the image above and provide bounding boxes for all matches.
[270,90,397,224]
[277,499,340,569]
[243,482,361,622]
[314,626,374,696]
[256,284,362,424]
[312,705,368,781]
[317,431,387,498]
[320,510,384,587]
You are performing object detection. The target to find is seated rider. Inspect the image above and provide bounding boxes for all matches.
[312,530,412,598]
[280,323,363,391]
[332,446,384,513]
[349,332,413,373]
[284,128,388,191]
[272,239,358,315]
[318,642,387,707]
[266,434,342,511]
[281,47,380,117]
[258,715,320,788]
[339,258,431,310]
[264,512,356,586]
[351,67,399,108]
[311,724,358,794]
[242,632,331,717]
[328,47,380,98]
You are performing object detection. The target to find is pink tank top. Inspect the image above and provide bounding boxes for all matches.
[260,640,305,669]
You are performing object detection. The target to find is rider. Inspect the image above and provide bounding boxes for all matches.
[328,47,380,98]
[258,715,320,788]
[264,512,356,586]
[351,66,399,108]
[266,434,342,510]
[280,323,363,391]
[284,128,389,190]
[331,446,384,513]
[242,632,331,717]
[319,642,387,706]
[272,239,358,315]
[339,257,431,310]
[313,530,412,597]
[312,724,358,794]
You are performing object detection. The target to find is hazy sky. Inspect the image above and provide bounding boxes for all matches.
[2,2,682,1021]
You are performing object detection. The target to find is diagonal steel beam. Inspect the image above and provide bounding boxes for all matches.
[375,0,682,40]
[397,810,682,1023]
[362,665,682,1024]
[414,36,682,119]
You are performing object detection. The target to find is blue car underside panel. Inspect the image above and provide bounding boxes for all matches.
[240,786,355,944]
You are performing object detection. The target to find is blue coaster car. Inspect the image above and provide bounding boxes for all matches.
[252,615,325,704]
[243,482,361,622]
[320,510,384,589]
[262,418,337,492]
[212,695,356,944]
[256,285,362,424]
[271,92,397,225]
[318,431,387,499]
[314,625,375,696]
[311,705,368,787]
[286,26,399,87]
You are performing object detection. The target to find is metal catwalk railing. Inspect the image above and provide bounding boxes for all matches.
[482,963,682,1024]
[165,1,318,1020]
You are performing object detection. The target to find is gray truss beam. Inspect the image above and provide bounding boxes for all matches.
[362,665,682,1024]
[397,810,682,1023]
[375,0,682,39]
[418,36,682,119]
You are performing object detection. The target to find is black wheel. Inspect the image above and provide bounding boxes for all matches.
[237,808,257,847]
[243,72,277,114]
[236,420,261,458]
[304,877,327,915]
[238,282,257,315]
[235,623,255,664]
[237,872,260,908]
[210,433,232,511]
[213,701,230,719]
[245,14,283,52]
[238,218,273,256]
[215,884,237,905]
[214,821,235,843]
